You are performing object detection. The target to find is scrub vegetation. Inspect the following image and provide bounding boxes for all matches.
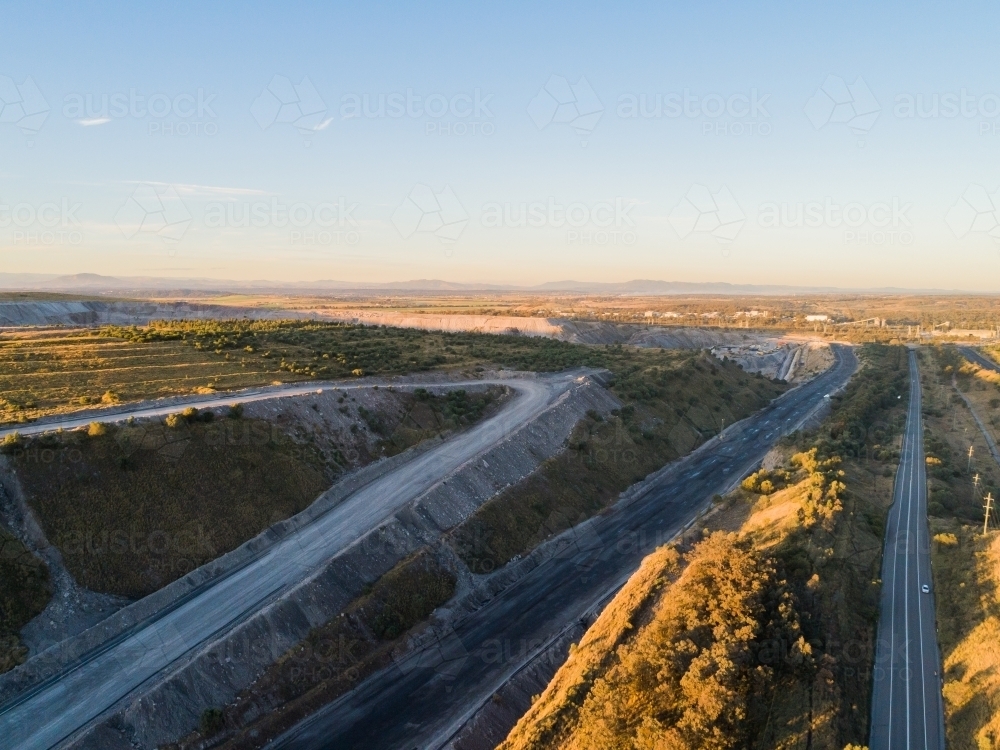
[3,386,501,600]
[0,528,50,674]
[500,344,907,750]
[921,346,1000,748]
[6,318,767,426]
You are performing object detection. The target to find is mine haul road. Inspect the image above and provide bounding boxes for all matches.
[868,350,945,749]
[0,371,590,750]
[272,344,858,750]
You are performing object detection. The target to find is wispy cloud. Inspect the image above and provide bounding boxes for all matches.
[77,117,111,126]
[123,180,272,198]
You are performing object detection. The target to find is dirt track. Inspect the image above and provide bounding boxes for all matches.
[0,371,592,750]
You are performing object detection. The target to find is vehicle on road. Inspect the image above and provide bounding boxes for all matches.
[922,584,930,594]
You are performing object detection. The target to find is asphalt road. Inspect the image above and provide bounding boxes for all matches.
[0,372,586,750]
[273,344,859,750]
[959,344,1000,374]
[869,350,945,750]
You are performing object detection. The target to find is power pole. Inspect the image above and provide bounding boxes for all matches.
[985,492,994,536]
[969,445,976,471]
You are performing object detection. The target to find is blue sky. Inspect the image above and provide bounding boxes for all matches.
[3,1,1000,289]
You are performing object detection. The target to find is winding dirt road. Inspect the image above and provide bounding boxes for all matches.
[0,371,590,750]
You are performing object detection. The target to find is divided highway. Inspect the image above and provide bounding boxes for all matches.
[960,344,1000,374]
[0,372,586,750]
[869,350,945,750]
[274,345,859,750]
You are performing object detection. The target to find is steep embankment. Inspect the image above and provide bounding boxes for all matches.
[158,354,783,750]
[500,344,906,750]
[922,346,1000,748]
[0,384,501,677]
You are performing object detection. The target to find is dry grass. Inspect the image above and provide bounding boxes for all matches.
[923,346,1000,748]
[502,452,894,750]
[1,319,763,427]
[0,328,294,425]
[920,354,1000,525]
[499,543,682,749]
[929,523,1000,749]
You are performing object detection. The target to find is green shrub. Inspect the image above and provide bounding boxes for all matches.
[200,707,224,737]
[0,432,22,454]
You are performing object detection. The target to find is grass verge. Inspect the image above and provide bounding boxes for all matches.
[922,345,1000,747]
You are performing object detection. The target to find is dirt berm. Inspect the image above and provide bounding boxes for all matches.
[51,373,619,750]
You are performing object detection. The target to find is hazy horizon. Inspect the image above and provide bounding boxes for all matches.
[5,2,1000,289]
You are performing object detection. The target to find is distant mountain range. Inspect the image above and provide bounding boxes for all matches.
[0,272,973,296]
